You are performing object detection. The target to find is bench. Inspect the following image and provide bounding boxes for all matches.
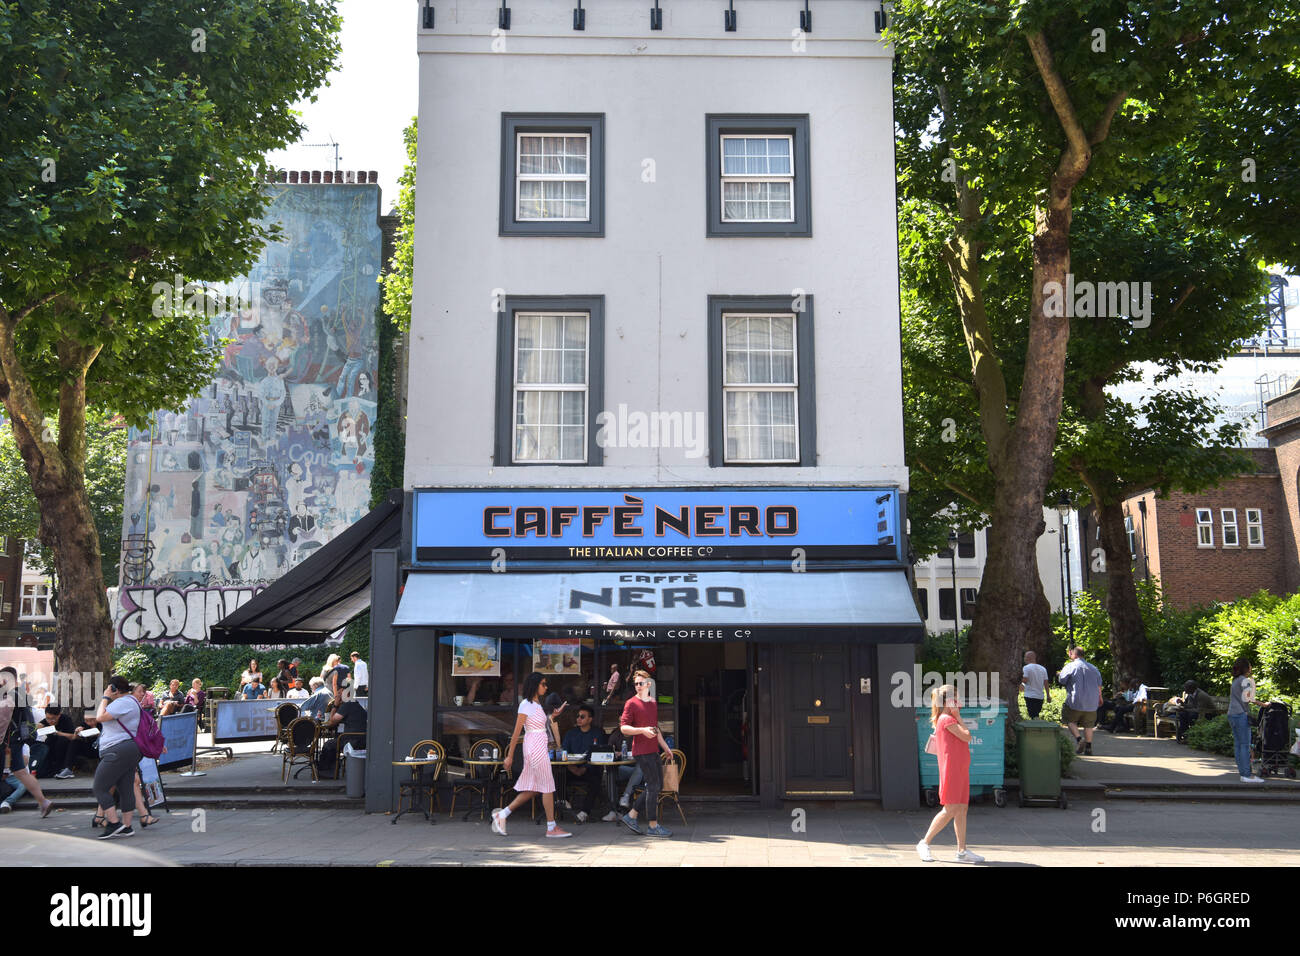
[1156,695,1231,740]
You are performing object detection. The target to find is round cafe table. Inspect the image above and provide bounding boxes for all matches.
[392,759,441,825]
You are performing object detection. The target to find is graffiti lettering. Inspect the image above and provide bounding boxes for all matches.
[116,585,264,643]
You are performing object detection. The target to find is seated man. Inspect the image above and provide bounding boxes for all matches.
[35,706,78,779]
[241,676,268,700]
[316,697,368,775]
[159,679,187,717]
[298,677,333,720]
[286,677,309,699]
[1106,679,1145,733]
[1097,679,1128,729]
[561,704,608,823]
[1176,680,1216,742]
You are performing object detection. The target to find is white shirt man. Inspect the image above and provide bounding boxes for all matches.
[350,653,369,695]
[1021,651,1050,719]
[286,679,309,700]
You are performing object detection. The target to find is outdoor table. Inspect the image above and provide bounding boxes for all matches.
[459,758,505,820]
[593,758,635,809]
[544,757,588,823]
[392,759,441,825]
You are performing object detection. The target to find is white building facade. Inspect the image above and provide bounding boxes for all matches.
[372,0,924,810]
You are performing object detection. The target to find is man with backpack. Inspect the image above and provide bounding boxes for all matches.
[0,666,55,818]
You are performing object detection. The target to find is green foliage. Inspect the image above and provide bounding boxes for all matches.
[380,118,416,334]
[0,410,126,585]
[111,643,348,697]
[1185,713,1234,757]
[368,303,405,509]
[919,627,968,675]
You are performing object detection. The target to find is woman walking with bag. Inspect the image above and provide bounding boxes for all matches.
[917,684,984,863]
[93,675,145,840]
[492,672,572,839]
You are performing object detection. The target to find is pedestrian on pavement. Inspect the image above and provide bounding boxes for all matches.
[618,669,675,838]
[493,672,572,838]
[350,651,369,696]
[917,684,982,863]
[1057,645,1103,755]
[1228,659,1263,783]
[93,675,144,839]
[1021,651,1050,719]
[0,666,55,818]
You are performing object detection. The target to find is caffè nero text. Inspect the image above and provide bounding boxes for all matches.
[483,500,798,538]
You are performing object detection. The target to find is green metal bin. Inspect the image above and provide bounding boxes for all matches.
[1015,720,1067,809]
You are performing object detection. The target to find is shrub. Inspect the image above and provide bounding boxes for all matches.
[919,627,967,675]
[1186,713,1234,757]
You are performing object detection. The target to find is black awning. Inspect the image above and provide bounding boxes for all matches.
[208,490,403,645]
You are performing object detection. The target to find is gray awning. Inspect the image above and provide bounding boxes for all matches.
[209,491,403,645]
[393,569,923,642]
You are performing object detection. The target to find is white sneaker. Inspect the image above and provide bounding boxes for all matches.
[576,811,588,823]
[955,849,985,864]
[54,768,75,780]
[490,808,507,835]
[1240,775,1265,783]
[601,810,619,822]
[916,840,934,862]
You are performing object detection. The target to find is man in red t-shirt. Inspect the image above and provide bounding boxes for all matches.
[618,669,674,837]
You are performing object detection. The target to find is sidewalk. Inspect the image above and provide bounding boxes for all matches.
[3,800,1297,867]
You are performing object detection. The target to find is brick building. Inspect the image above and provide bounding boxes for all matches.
[1087,443,1297,611]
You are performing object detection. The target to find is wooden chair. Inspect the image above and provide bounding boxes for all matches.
[450,738,502,820]
[402,739,445,815]
[272,702,300,754]
[282,717,318,783]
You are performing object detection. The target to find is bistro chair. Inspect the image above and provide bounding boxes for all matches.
[272,702,300,754]
[282,717,318,783]
[334,731,367,780]
[395,739,445,818]
[632,749,687,826]
[449,738,503,820]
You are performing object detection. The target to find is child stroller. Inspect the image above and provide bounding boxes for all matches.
[1254,701,1296,778]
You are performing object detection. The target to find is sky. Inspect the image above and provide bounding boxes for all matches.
[263,1,419,213]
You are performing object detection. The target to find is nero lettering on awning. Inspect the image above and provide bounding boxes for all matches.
[411,487,898,565]
[392,569,923,643]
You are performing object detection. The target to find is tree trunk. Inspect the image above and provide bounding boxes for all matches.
[1095,497,1152,685]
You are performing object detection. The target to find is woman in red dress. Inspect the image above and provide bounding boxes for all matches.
[917,685,984,863]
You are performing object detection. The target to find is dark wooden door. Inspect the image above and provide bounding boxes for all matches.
[782,643,854,796]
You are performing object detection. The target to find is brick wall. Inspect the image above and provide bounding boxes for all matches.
[1264,413,1300,592]
[1151,472,1287,609]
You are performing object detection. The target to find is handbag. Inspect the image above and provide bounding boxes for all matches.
[924,732,939,756]
[661,758,681,793]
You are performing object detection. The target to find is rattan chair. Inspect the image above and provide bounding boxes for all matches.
[272,702,300,754]
[632,749,687,826]
[449,738,503,819]
[282,717,318,783]
[401,739,445,815]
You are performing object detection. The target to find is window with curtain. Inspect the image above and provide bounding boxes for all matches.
[513,312,589,463]
[516,133,590,221]
[723,312,798,463]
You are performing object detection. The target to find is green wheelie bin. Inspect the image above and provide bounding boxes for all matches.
[1015,720,1067,809]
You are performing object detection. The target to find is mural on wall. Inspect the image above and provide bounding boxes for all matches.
[117,183,382,644]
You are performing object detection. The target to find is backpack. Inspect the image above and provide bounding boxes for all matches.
[130,700,167,759]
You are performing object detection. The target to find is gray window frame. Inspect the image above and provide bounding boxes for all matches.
[500,114,605,237]
[707,294,816,467]
[706,114,812,237]
[494,295,605,466]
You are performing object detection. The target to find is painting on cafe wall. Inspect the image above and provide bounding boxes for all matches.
[116,182,383,645]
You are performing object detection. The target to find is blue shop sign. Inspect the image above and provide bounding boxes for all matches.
[411,487,898,565]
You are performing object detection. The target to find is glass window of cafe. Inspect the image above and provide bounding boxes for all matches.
[434,635,677,758]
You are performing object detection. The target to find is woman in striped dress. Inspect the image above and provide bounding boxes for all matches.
[493,672,572,838]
